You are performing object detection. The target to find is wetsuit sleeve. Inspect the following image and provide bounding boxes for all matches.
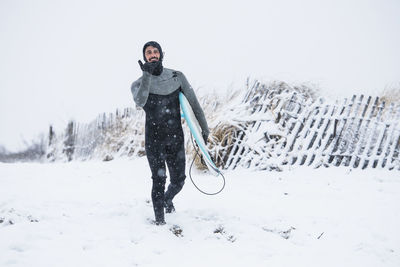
[178,72,210,136]
[131,72,152,107]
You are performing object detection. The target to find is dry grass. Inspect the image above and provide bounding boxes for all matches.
[380,85,400,106]
[208,123,242,168]
[188,123,242,170]
[374,84,400,120]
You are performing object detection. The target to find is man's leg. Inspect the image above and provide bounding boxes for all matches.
[164,141,186,213]
[146,149,167,224]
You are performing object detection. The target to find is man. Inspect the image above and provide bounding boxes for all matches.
[131,41,209,225]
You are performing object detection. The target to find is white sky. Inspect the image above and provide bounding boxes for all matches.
[1,0,399,152]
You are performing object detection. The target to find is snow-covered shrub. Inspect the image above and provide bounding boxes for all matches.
[93,108,146,161]
[0,136,46,163]
[193,80,318,171]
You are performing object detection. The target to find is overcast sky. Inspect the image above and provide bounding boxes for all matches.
[1,0,399,152]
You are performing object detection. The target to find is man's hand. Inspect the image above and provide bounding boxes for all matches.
[138,60,161,74]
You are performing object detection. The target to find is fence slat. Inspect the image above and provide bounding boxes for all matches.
[358,100,385,169]
[304,102,331,166]
[347,96,372,167]
[338,95,365,167]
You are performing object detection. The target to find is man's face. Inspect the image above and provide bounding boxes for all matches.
[145,46,160,62]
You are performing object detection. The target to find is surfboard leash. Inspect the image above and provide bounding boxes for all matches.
[188,133,226,195]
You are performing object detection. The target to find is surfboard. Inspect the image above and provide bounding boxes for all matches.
[179,92,221,176]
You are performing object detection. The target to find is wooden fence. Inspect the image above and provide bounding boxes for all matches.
[46,81,400,170]
[223,82,400,171]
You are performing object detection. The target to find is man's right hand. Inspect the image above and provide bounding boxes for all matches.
[138,60,160,74]
[202,131,209,145]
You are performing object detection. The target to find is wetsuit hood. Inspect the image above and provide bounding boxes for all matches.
[143,41,164,62]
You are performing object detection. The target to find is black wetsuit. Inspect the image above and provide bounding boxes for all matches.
[131,67,209,223]
[143,89,186,222]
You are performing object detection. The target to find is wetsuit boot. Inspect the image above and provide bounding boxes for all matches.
[164,180,185,213]
[151,179,166,225]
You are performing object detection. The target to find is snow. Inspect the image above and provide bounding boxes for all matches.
[0,159,399,267]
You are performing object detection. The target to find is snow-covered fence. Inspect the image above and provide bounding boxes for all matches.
[220,82,400,171]
[42,80,400,171]
[46,107,145,161]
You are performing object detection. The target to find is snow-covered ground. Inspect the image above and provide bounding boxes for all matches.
[0,158,399,267]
